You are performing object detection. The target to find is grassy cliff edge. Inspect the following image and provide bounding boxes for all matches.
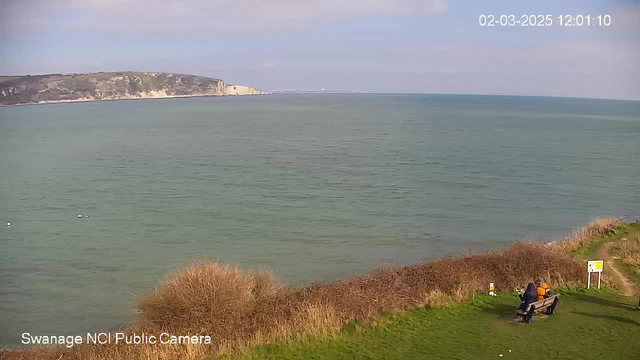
[2,218,636,360]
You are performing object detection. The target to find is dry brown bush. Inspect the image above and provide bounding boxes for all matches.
[610,234,640,259]
[552,217,620,252]
[2,219,619,360]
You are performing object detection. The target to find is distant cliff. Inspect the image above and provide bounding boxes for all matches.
[0,72,268,105]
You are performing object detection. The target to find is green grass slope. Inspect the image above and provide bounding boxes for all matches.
[230,290,640,360]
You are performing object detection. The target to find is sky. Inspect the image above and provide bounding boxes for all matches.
[1,0,639,100]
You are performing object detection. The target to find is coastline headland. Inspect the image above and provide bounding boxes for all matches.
[0,72,268,106]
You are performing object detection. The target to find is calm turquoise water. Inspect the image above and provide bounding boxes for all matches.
[0,94,639,345]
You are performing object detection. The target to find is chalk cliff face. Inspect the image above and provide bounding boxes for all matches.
[222,84,265,95]
[0,72,267,105]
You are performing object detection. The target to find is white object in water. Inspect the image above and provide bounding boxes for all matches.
[78,214,82,219]
[6,222,10,226]
[85,215,88,218]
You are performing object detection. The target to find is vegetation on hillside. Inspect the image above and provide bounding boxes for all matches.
[228,289,640,360]
[0,72,264,105]
[610,228,640,284]
[551,218,621,255]
[0,218,631,360]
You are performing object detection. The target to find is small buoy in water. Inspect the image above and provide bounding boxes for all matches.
[85,215,88,218]
[6,222,10,226]
[78,215,82,219]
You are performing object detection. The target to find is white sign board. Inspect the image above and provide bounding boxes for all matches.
[588,260,603,273]
[587,260,604,289]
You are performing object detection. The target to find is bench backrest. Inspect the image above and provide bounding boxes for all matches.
[526,294,559,312]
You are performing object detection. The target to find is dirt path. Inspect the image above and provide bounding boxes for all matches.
[597,242,638,297]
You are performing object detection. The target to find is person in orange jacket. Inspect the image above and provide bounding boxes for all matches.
[535,279,550,301]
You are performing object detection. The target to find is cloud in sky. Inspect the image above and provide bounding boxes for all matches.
[609,5,640,30]
[1,0,448,33]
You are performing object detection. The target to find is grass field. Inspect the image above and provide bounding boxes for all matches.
[228,289,640,360]
[616,259,640,287]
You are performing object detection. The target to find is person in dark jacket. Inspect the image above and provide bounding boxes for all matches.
[518,283,538,311]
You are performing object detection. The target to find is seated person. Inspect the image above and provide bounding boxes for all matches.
[519,283,538,311]
[535,279,550,301]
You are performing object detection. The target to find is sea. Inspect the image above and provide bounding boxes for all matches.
[0,94,638,346]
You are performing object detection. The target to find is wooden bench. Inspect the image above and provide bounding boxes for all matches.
[516,294,559,323]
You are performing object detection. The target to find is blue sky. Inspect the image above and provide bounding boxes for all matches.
[1,0,639,99]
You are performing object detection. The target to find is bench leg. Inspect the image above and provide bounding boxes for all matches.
[547,297,559,316]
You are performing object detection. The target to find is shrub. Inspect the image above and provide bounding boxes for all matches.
[552,218,620,252]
